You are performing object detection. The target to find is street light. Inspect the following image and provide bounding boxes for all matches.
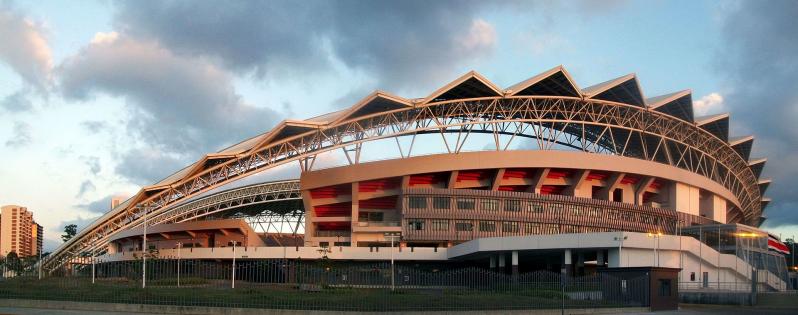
[647,232,663,267]
[384,232,401,291]
[614,232,628,267]
[176,241,182,288]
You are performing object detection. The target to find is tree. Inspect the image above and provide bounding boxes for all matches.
[62,224,77,242]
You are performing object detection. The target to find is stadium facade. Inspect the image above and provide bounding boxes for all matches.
[47,65,790,290]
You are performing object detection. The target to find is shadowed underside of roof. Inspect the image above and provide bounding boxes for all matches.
[647,90,694,122]
[582,74,646,107]
[507,65,580,98]
[729,136,754,161]
[696,114,730,142]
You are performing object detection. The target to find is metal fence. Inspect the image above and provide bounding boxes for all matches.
[1,257,650,312]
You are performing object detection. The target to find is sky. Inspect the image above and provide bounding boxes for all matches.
[1,0,796,252]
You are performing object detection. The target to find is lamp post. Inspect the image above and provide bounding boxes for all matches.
[647,232,663,267]
[232,241,236,289]
[384,232,401,291]
[614,232,628,267]
[176,241,182,288]
[142,205,148,289]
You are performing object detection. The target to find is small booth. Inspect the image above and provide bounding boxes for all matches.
[599,267,681,311]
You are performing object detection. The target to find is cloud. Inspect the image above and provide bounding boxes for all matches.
[76,180,96,198]
[714,1,798,227]
[112,0,503,92]
[693,93,725,116]
[1,89,33,112]
[5,120,32,148]
[58,33,283,184]
[0,4,53,93]
[80,156,102,175]
[80,121,109,134]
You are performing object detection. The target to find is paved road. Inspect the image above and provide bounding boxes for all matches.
[0,304,796,314]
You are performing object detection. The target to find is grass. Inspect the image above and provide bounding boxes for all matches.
[0,277,634,311]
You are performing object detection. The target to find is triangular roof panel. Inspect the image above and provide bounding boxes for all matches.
[749,158,767,178]
[423,71,503,103]
[333,91,412,124]
[583,74,646,107]
[247,120,325,153]
[647,90,694,121]
[729,135,754,161]
[758,178,771,195]
[696,113,730,142]
[506,65,580,97]
[761,197,771,210]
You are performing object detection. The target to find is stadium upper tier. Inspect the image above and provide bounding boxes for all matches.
[46,65,770,271]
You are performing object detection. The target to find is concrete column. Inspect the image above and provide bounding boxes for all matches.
[511,251,519,276]
[563,249,572,277]
[577,252,585,276]
[498,253,506,273]
[490,256,496,269]
[597,250,605,267]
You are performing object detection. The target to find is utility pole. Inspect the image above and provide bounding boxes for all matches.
[142,205,147,289]
[177,242,182,288]
[384,232,400,291]
[232,242,236,289]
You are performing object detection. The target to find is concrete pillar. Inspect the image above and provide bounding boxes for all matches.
[597,250,605,267]
[490,256,496,269]
[498,253,506,273]
[563,249,572,277]
[577,252,585,276]
[511,251,519,276]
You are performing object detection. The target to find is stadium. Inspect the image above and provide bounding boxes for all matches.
[45,65,790,291]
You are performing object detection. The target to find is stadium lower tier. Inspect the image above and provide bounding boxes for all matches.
[301,151,737,247]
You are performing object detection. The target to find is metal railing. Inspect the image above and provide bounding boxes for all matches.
[1,257,650,311]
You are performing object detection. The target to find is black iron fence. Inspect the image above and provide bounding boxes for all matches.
[1,257,650,311]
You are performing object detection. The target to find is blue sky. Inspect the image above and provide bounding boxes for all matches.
[1,0,796,251]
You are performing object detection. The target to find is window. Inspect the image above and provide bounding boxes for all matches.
[658,279,672,297]
[478,221,496,232]
[432,197,450,209]
[527,203,544,213]
[502,222,520,233]
[457,198,475,210]
[455,221,473,231]
[524,222,540,234]
[408,219,425,230]
[360,211,384,222]
[504,199,521,212]
[690,272,695,281]
[480,199,499,211]
[431,220,449,231]
[408,196,427,209]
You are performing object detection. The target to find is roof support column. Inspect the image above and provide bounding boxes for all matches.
[528,168,549,194]
[598,172,625,201]
[563,170,589,196]
[491,168,505,191]
[448,171,459,189]
[635,177,656,206]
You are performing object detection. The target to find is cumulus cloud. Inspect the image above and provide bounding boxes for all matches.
[58,34,282,184]
[112,0,503,92]
[0,4,53,94]
[693,93,725,116]
[5,120,32,148]
[714,1,798,227]
[1,89,33,112]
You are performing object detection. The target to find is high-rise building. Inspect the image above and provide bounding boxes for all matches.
[0,205,42,257]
